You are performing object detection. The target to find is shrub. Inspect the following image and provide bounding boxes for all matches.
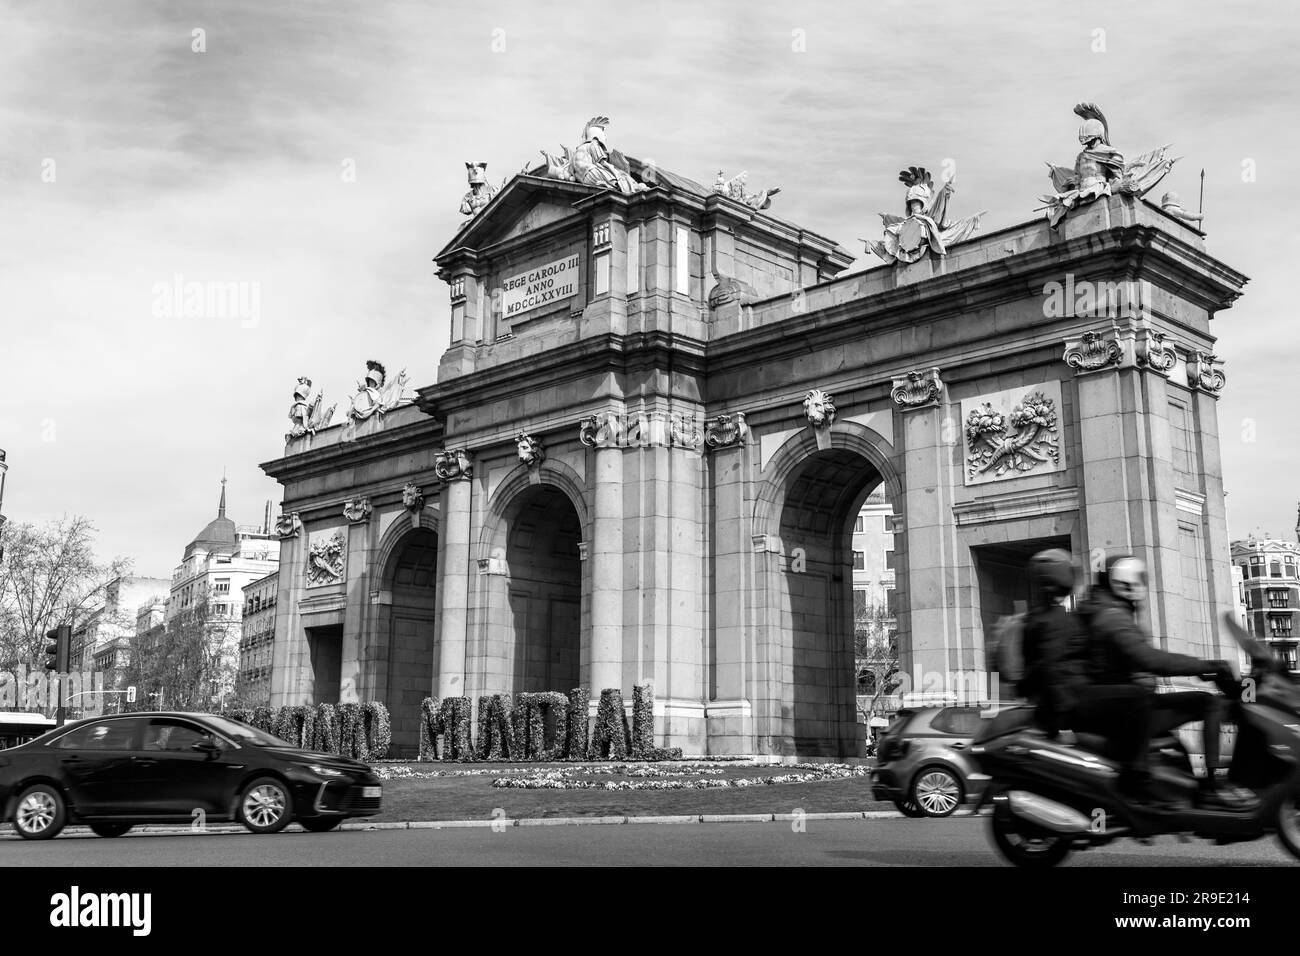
[418,697,443,761]
[515,692,569,760]
[313,703,338,754]
[476,694,516,760]
[273,705,315,749]
[337,702,368,761]
[225,708,252,726]
[588,688,630,760]
[566,686,589,761]
[251,705,274,735]
[439,697,473,760]
[632,684,655,758]
[363,701,391,759]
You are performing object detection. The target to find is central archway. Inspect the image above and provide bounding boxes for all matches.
[487,484,583,694]
[380,526,439,756]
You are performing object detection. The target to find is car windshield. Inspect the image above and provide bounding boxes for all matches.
[202,715,296,748]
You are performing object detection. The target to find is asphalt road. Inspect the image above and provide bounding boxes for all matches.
[1,816,1294,866]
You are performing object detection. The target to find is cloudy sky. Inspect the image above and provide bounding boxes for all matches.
[2,0,1297,578]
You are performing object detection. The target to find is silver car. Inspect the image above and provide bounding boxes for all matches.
[870,705,994,817]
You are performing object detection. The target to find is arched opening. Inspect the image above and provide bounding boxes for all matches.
[777,448,889,757]
[383,527,438,755]
[487,485,582,694]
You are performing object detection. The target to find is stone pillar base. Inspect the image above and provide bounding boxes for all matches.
[705,699,753,755]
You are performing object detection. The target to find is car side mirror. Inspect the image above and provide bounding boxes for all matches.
[192,740,220,757]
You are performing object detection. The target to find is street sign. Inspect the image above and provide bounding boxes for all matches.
[127,686,137,703]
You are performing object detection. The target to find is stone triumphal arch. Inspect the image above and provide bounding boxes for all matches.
[264,113,1246,757]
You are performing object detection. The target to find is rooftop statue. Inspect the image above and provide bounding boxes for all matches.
[863,166,984,265]
[1040,103,1177,228]
[459,162,501,217]
[534,117,649,195]
[286,377,336,441]
[1160,190,1204,228]
[347,360,412,424]
[713,170,781,210]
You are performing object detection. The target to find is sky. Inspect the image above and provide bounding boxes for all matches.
[2,0,1298,578]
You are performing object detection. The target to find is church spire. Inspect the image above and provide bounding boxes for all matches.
[218,472,227,518]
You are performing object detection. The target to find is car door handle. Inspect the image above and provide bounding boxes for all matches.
[951,742,967,750]
[60,755,81,763]
[133,758,158,767]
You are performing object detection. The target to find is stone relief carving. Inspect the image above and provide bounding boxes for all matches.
[964,388,1062,483]
[434,449,473,482]
[1063,330,1122,373]
[342,496,372,523]
[864,166,984,264]
[286,377,336,442]
[1135,330,1178,374]
[669,414,701,449]
[402,483,425,511]
[347,360,413,424]
[579,411,709,449]
[533,117,649,195]
[704,413,748,449]
[706,269,759,310]
[1040,103,1177,228]
[516,431,546,468]
[713,169,781,210]
[803,389,836,429]
[306,531,346,586]
[1187,351,1226,394]
[891,367,944,408]
[274,511,303,540]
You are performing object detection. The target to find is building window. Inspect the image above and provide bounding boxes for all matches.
[215,579,230,593]
[852,551,865,571]
[1271,562,1283,578]
[854,516,864,533]
[1268,589,1290,609]
[1280,646,1299,672]
[1270,616,1294,636]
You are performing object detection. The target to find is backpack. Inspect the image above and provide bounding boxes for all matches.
[987,612,1027,692]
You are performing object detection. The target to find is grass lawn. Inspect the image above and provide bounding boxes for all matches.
[366,763,895,822]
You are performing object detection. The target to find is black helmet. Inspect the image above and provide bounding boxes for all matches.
[1030,548,1076,598]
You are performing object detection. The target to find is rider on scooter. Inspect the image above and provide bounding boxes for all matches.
[1077,554,1257,811]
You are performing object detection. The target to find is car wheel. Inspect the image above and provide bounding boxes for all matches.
[89,823,133,838]
[237,777,293,834]
[13,784,67,840]
[989,810,1072,868]
[300,817,342,833]
[893,798,925,818]
[912,767,964,817]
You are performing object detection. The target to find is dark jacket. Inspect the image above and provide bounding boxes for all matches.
[1076,589,1206,684]
[1020,603,1092,733]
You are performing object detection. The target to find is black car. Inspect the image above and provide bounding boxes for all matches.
[0,712,383,840]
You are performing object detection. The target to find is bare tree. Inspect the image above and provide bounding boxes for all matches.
[0,516,130,689]
[127,597,236,711]
[854,597,901,724]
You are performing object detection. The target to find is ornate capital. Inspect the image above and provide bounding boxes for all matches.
[343,496,372,523]
[704,412,748,449]
[891,367,943,409]
[1135,330,1177,375]
[402,483,425,512]
[516,431,545,469]
[802,389,836,429]
[579,412,621,448]
[1063,330,1122,374]
[1187,350,1225,395]
[434,449,473,482]
[274,511,303,540]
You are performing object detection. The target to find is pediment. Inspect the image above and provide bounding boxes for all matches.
[437,175,598,260]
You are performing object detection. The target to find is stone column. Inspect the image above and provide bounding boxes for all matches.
[340,499,374,703]
[893,369,955,683]
[435,454,473,700]
[589,444,624,696]
[269,519,309,706]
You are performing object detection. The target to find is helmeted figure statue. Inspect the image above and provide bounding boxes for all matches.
[286,377,336,441]
[567,117,648,195]
[347,360,412,424]
[1040,103,1177,229]
[863,166,984,265]
[459,162,496,216]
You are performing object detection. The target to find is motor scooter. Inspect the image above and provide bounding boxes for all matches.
[970,612,1300,867]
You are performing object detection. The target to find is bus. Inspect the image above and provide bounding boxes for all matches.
[0,712,58,749]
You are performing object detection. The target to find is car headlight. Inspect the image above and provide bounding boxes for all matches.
[305,764,346,778]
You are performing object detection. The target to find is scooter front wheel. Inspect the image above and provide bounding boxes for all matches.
[1275,788,1300,862]
[990,811,1073,868]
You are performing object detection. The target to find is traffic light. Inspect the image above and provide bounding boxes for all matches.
[43,625,70,673]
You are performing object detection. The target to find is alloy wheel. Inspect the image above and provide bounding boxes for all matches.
[243,785,287,828]
[17,790,57,835]
[914,769,962,816]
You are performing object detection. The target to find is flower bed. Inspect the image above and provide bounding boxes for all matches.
[492,763,872,790]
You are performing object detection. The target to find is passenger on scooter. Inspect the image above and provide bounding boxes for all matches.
[1077,554,1257,811]
[1022,549,1155,804]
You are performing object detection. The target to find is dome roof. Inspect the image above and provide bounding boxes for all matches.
[186,479,238,555]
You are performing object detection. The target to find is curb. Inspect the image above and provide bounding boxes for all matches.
[2,809,985,839]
